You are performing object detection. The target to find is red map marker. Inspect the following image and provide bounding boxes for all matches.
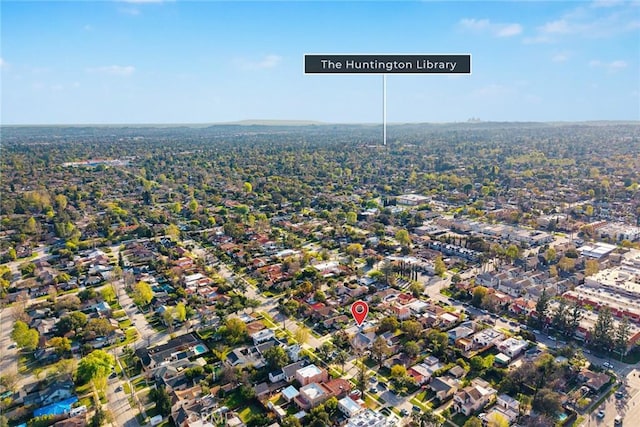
[351,300,369,326]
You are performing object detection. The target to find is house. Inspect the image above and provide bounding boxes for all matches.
[282,385,300,403]
[295,364,328,386]
[429,377,458,401]
[452,379,497,416]
[338,396,364,418]
[496,338,528,358]
[579,369,610,393]
[448,325,474,344]
[22,380,75,407]
[448,365,466,379]
[455,337,474,352]
[472,329,505,348]
[135,333,202,371]
[294,383,330,410]
[250,329,276,346]
[496,394,520,414]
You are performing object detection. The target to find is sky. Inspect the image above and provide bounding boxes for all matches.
[1,0,639,124]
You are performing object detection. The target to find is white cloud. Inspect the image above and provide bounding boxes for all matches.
[540,19,572,34]
[530,2,639,42]
[459,18,522,37]
[552,52,570,62]
[83,24,93,31]
[235,54,282,70]
[589,59,628,71]
[0,57,6,69]
[496,23,523,37]
[118,7,140,16]
[87,65,136,76]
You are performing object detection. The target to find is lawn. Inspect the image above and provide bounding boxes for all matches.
[238,401,266,423]
[450,412,470,426]
[132,377,149,391]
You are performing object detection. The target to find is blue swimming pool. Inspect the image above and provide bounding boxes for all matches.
[193,344,208,355]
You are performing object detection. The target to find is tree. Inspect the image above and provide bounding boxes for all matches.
[280,416,302,427]
[346,211,357,225]
[533,388,562,417]
[590,307,615,352]
[566,301,583,338]
[505,244,520,263]
[472,286,487,307]
[463,418,483,427]
[535,288,551,325]
[487,412,509,427]
[76,350,114,385]
[101,286,116,303]
[243,182,253,193]
[11,321,39,351]
[346,243,363,257]
[390,364,407,379]
[263,346,290,369]
[409,281,425,297]
[395,229,411,247]
[401,320,423,341]
[132,281,153,306]
[84,318,114,339]
[404,340,420,358]
[57,311,87,335]
[434,255,446,277]
[175,302,187,322]
[544,248,556,264]
[90,406,107,427]
[370,336,391,368]
[335,350,349,374]
[317,342,334,361]
[614,316,631,358]
[149,386,171,416]
[48,337,71,355]
[294,327,310,344]
[221,318,247,344]
[585,259,599,277]
[378,316,399,333]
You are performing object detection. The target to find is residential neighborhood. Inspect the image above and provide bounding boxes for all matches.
[1,123,640,427]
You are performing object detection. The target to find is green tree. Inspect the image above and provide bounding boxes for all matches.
[11,321,39,351]
[57,311,87,335]
[132,281,153,306]
[395,229,411,247]
[243,182,253,194]
[76,350,114,385]
[463,417,483,427]
[345,243,363,257]
[590,307,615,352]
[472,286,487,307]
[614,316,631,358]
[294,327,310,344]
[101,286,116,303]
[370,336,391,368]
[175,302,187,322]
[346,211,357,225]
[585,259,599,277]
[221,318,247,344]
[280,416,302,427]
[401,320,423,341]
[535,288,551,325]
[434,255,446,277]
[149,386,171,416]
[544,248,556,264]
[48,337,71,355]
[378,316,399,333]
[263,346,290,369]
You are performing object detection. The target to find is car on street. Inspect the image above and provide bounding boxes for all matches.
[603,362,614,369]
[115,386,123,392]
[597,410,605,418]
[369,386,378,394]
[412,406,421,412]
[615,391,625,399]
[614,415,622,425]
[400,409,410,416]
[548,336,557,341]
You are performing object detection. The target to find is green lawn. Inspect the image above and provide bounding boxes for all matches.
[238,402,266,423]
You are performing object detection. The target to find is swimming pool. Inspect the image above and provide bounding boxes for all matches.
[193,344,208,355]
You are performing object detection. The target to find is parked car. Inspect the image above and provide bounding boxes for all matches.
[614,415,622,425]
[597,410,605,418]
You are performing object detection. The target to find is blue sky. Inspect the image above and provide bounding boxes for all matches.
[1,0,639,124]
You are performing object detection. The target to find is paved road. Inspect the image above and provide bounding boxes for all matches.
[0,306,19,382]
[106,373,141,427]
